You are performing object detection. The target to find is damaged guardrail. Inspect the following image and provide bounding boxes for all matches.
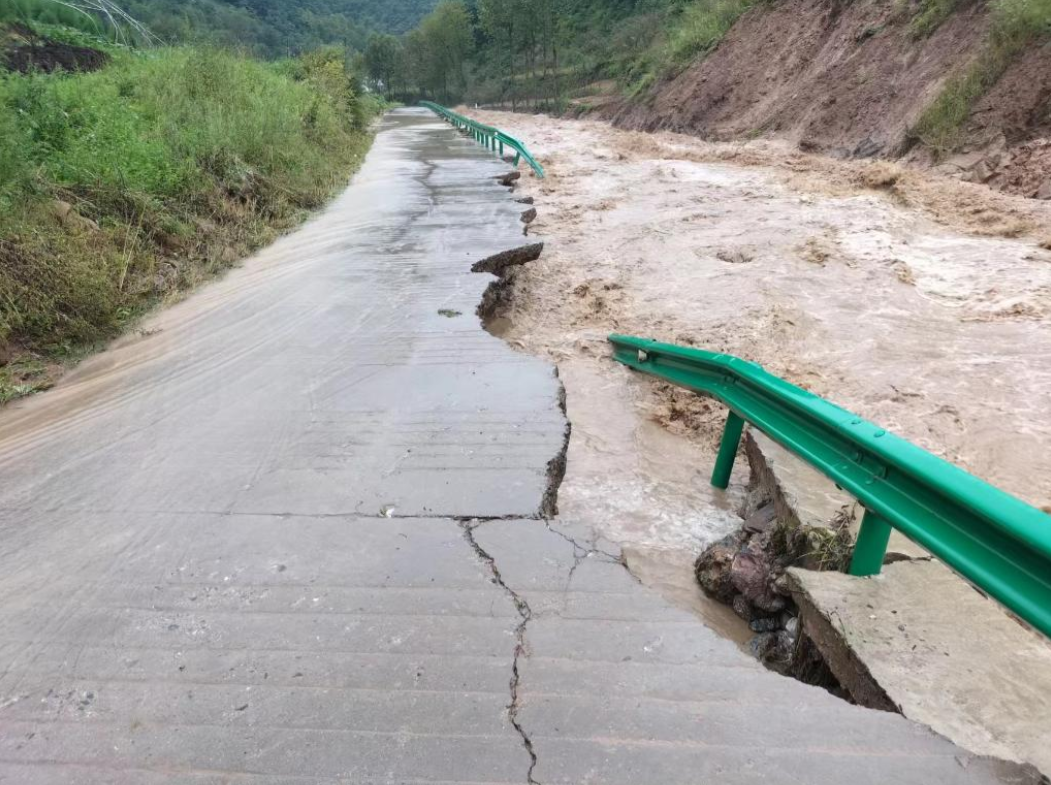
[420,101,545,179]
[609,334,1051,639]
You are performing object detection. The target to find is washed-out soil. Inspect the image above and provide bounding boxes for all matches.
[1,24,110,74]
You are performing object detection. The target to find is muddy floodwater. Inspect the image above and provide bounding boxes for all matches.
[473,110,1051,571]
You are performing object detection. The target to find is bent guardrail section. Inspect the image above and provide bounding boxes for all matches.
[609,334,1051,639]
[420,101,545,179]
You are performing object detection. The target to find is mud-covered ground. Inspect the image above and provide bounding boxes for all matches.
[472,110,1051,563]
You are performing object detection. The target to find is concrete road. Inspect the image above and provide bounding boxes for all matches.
[0,109,1039,784]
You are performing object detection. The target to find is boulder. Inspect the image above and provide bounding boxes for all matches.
[730,547,785,613]
[694,530,746,603]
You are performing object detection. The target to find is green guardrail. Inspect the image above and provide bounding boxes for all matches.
[609,334,1051,639]
[420,101,545,179]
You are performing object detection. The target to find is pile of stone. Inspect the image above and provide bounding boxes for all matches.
[695,491,852,673]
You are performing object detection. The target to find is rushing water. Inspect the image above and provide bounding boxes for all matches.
[473,110,1051,579]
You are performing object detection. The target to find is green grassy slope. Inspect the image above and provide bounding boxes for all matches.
[0,22,383,401]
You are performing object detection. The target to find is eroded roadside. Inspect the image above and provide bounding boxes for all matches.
[465,108,1051,775]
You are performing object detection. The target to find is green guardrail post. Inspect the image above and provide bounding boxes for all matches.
[850,509,893,576]
[711,411,745,490]
[607,333,1051,639]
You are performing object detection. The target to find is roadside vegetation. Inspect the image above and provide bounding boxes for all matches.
[0,13,383,403]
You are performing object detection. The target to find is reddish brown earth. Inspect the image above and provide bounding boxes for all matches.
[600,0,1050,198]
[1,23,109,74]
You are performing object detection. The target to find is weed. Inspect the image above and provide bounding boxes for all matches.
[0,38,381,364]
[909,0,966,38]
[663,0,760,72]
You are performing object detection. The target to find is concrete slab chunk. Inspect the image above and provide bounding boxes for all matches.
[788,560,1051,775]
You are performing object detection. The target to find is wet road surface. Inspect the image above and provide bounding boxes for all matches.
[0,109,1039,784]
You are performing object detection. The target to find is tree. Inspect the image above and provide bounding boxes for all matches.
[415,0,473,100]
[364,33,401,98]
[478,0,529,110]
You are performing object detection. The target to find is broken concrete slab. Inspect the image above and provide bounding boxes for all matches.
[788,560,1051,776]
[469,518,1045,785]
[471,241,544,274]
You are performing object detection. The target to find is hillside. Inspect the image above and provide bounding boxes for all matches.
[599,0,1051,198]
[1,0,441,56]
[365,0,1048,200]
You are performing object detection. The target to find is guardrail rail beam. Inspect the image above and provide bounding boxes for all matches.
[420,101,545,179]
[609,333,1051,639]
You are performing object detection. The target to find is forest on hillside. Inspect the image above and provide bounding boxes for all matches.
[362,0,704,109]
[1,0,441,57]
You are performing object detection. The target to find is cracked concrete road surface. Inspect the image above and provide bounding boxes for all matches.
[0,109,1039,784]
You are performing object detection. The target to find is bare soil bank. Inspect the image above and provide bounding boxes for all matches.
[598,0,1051,198]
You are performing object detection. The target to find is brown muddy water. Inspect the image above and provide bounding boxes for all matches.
[471,109,1051,619]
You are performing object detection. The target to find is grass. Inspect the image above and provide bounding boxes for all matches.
[664,0,761,71]
[0,30,382,400]
[908,0,967,38]
[0,0,107,36]
[911,0,1051,154]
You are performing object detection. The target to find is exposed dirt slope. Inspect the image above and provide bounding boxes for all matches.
[1,23,109,73]
[604,0,1050,196]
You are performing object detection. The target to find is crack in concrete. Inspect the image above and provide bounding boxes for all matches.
[543,522,622,564]
[539,372,571,520]
[459,520,541,785]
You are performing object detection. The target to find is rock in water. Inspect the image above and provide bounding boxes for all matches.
[730,548,785,613]
[495,171,522,187]
[694,531,746,603]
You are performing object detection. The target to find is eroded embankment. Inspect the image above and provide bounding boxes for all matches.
[463,106,1051,667]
